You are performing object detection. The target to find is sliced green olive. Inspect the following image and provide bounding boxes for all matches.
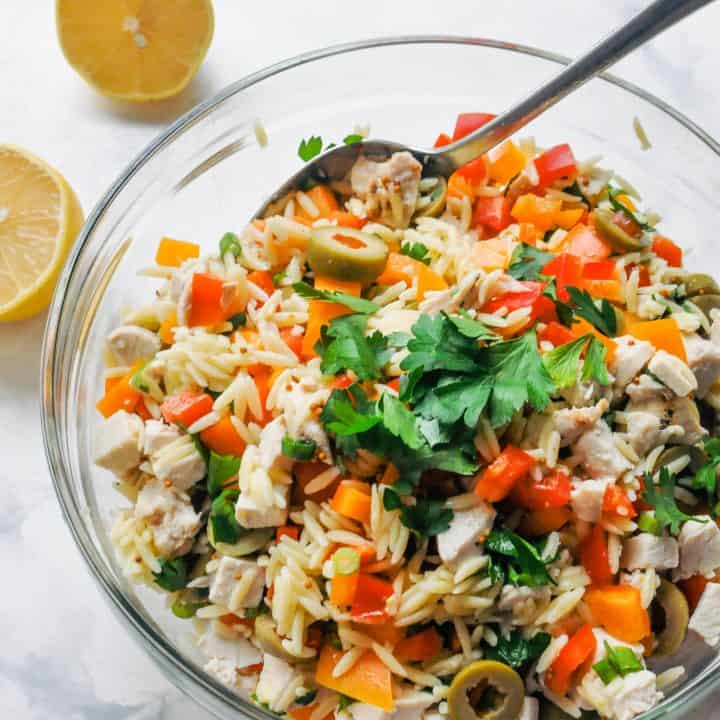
[684,273,720,298]
[255,615,313,661]
[307,227,388,283]
[448,660,524,720]
[208,527,274,557]
[414,177,448,219]
[650,444,707,475]
[652,579,689,655]
[594,208,647,253]
[690,294,720,320]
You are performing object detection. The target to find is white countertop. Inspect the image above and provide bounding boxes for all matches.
[3,1,720,717]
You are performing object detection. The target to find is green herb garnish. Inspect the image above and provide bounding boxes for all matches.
[207,451,241,497]
[219,232,242,258]
[484,629,551,671]
[281,436,317,461]
[401,242,431,265]
[642,467,705,535]
[298,135,324,162]
[293,281,379,314]
[209,488,243,544]
[153,557,188,592]
[485,529,554,587]
[543,334,609,389]
[566,286,617,337]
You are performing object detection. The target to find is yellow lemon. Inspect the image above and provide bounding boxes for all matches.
[0,145,84,322]
[56,0,214,102]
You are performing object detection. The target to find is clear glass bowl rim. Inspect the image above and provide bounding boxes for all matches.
[40,35,720,719]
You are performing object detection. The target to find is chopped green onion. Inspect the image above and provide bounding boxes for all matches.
[129,362,151,393]
[281,435,317,461]
[208,451,241,497]
[637,511,661,536]
[593,658,618,684]
[606,643,643,675]
[295,690,318,706]
[273,270,287,286]
[333,547,360,576]
[228,313,246,330]
[219,231,242,258]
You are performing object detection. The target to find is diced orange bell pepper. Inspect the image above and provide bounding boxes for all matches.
[303,185,340,219]
[330,571,360,608]
[602,485,637,519]
[361,622,405,647]
[329,210,366,229]
[472,237,513,271]
[199,415,247,456]
[555,208,584,230]
[571,318,617,365]
[375,252,446,301]
[394,627,443,662]
[350,574,394,624]
[489,141,527,185]
[583,279,623,303]
[584,585,651,643]
[331,483,372,523]
[578,524,613,586]
[155,237,200,267]
[247,270,275,298]
[290,705,333,720]
[510,194,562,232]
[188,273,227,327]
[473,445,536,502]
[561,223,611,261]
[247,364,274,425]
[314,275,362,297]
[544,624,596,695]
[447,170,477,199]
[519,506,573,537]
[518,222,538,246]
[652,236,683,267]
[511,469,571,510]
[280,327,304,359]
[104,375,122,394]
[276,525,300,542]
[158,311,177,345]
[96,361,144,418]
[302,300,351,358]
[315,645,393,710]
[161,391,214,427]
[628,318,687,361]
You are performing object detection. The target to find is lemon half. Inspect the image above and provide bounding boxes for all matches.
[56,0,214,102]
[0,145,84,322]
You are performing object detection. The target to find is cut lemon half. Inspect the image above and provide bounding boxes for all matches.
[0,145,84,322]
[56,0,214,102]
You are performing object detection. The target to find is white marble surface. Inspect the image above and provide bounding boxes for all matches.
[3,0,720,717]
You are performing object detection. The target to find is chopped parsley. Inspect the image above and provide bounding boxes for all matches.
[401,242,431,265]
[228,312,247,330]
[338,694,356,712]
[693,437,720,499]
[153,556,188,592]
[342,134,364,145]
[642,467,705,535]
[566,286,618,336]
[485,529,555,587]
[298,135,324,162]
[383,489,453,537]
[207,451,241,497]
[293,281,379,314]
[593,642,643,685]
[507,243,554,281]
[543,334,610,389]
[484,628,551,672]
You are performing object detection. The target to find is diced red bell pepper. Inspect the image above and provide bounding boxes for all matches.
[474,445,536,502]
[331,374,353,390]
[679,575,711,613]
[457,156,488,187]
[602,484,637,519]
[578,523,613,586]
[350,575,394,624]
[188,273,227,327]
[542,253,584,302]
[545,624,597,695]
[538,321,576,347]
[161,391,214,427]
[434,133,452,148]
[534,143,577,186]
[483,280,556,324]
[281,327,304,358]
[583,259,617,280]
[473,195,511,232]
[512,470,571,510]
[452,112,497,142]
[652,236,683,267]
[247,270,275,298]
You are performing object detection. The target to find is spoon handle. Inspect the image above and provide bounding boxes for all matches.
[440,0,714,168]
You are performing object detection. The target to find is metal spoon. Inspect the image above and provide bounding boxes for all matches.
[256,0,713,217]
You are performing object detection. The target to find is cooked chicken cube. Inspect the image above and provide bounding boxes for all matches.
[199,622,262,688]
[437,502,496,564]
[675,516,720,580]
[350,151,422,229]
[554,399,608,446]
[623,411,681,456]
[621,533,679,571]
[107,324,161,365]
[571,478,611,522]
[610,336,653,388]
[143,419,180,456]
[235,490,289,529]
[135,478,201,557]
[683,333,720,397]
[94,410,144,475]
[573,420,632,480]
[647,350,697,397]
[255,654,300,712]
[209,556,265,610]
[151,434,206,492]
[688,581,720,644]
[625,374,670,405]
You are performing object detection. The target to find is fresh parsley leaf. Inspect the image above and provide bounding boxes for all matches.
[207,451,241,497]
[507,243,554,281]
[448,311,497,342]
[486,529,554,587]
[210,488,243,544]
[642,467,705,535]
[607,186,654,231]
[383,487,403,511]
[401,241,431,265]
[543,279,575,326]
[298,135,324,162]
[343,134,364,145]
[320,387,382,436]
[293,281,379,314]
[566,286,617,337]
[543,334,610,389]
[154,556,188,591]
[379,393,424,449]
[397,498,453,537]
[487,557,505,585]
[693,438,720,498]
[484,629,551,671]
[228,312,247,331]
[316,314,389,380]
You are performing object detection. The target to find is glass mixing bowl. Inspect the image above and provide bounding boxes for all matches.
[41,38,720,720]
